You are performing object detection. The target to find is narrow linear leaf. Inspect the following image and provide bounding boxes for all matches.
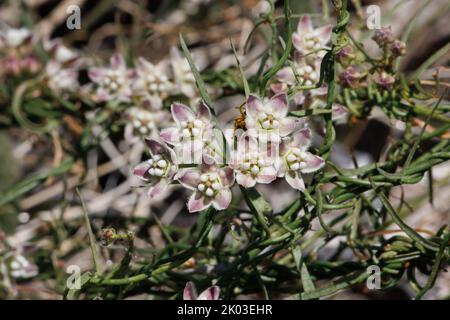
[179,34,213,111]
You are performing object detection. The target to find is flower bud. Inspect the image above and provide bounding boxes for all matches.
[372,27,394,47]
[336,45,355,65]
[373,71,395,90]
[99,228,117,246]
[390,40,406,57]
[339,66,361,89]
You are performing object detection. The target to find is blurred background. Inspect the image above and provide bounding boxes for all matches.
[0,0,449,299]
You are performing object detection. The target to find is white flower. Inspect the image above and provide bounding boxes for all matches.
[160,101,213,164]
[177,159,234,213]
[124,105,171,143]
[183,281,220,300]
[132,139,178,198]
[278,128,325,191]
[292,16,332,59]
[0,28,32,48]
[45,39,80,66]
[133,57,174,109]
[276,61,321,88]
[245,92,300,144]
[232,133,277,188]
[170,46,197,99]
[88,53,134,103]
[8,254,38,279]
[45,61,78,92]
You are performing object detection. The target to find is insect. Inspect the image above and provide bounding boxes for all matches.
[234,102,247,130]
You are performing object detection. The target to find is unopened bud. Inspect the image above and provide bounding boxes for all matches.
[390,40,406,57]
[373,71,395,90]
[336,45,355,65]
[372,27,394,47]
[99,227,117,246]
[339,66,361,89]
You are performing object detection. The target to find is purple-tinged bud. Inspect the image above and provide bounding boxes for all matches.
[373,71,395,90]
[339,66,361,89]
[372,27,394,47]
[336,45,355,65]
[390,40,406,57]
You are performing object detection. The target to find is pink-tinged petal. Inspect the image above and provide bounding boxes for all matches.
[124,123,135,144]
[197,100,212,121]
[277,161,288,177]
[268,92,288,117]
[171,102,193,124]
[137,56,154,70]
[145,139,164,155]
[183,282,198,300]
[213,189,232,210]
[280,117,300,136]
[292,128,312,150]
[148,179,169,198]
[311,85,328,96]
[298,15,313,34]
[332,104,348,121]
[88,68,105,83]
[167,148,178,167]
[237,132,258,155]
[302,153,325,173]
[220,166,235,187]
[292,33,304,53]
[178,169,201,189]
[95,88,111,102]
[276,67,295,85]
[187,191,210,213]
[246,94,264,119]
[315,24,332,44]
[270,83,287,94]
[244,118,258,132]
[179,140,204,164]
[160,127,179,145]
[294,92,306,106]
[285,171,305,191]
[198,286,220,300]
[236,172,256,188]
[110,53,125,69]
[132,162,150,180]
[257,166,277,184]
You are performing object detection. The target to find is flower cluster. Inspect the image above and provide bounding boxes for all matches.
[271,16,348,121]
[133,92,325,213]
[336,26,406,92]
[0,26,202,142]
[0,27,81,93]
[87,48,204,142]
